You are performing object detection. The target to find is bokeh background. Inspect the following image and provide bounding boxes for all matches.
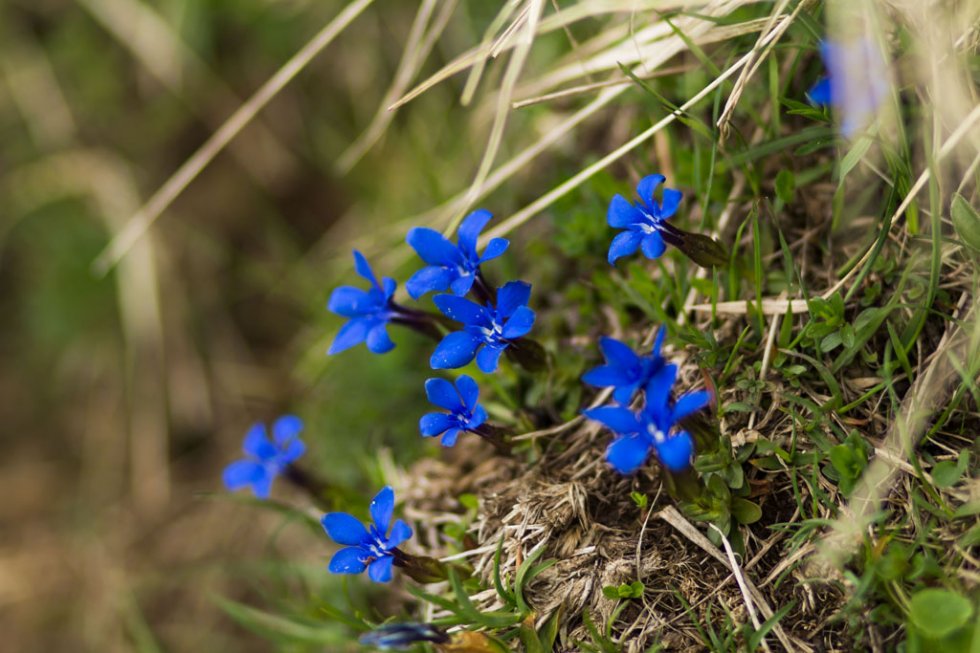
[0,0,530,649]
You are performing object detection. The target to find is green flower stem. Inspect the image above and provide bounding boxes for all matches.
[392,548,450,584]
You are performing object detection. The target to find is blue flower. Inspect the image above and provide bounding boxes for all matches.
[582,328,667,404]
[807,39,889,137]
[430,280,535,373]
[222,415,305,499]
[607,174,683,265]
[406,209,510,299]
[419,375,488,446]
[321,486,413,583]
[359,623,449,650]
[584,365,710,474]
[327,251,397,355]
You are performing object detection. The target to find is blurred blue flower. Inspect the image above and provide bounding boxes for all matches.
[430,280,535,373]
[222,415,305,499]
[807,39,889,137]
[607,174,682,265]
[359,622,449,650]
[321,486,413,583]
[582,328,667,404]
[327,251,397,355]
[406,209,509,299]
[420,375,488,446]
[584,365,710,473]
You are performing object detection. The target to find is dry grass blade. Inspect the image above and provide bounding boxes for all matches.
[92,0,375,275]
[450,0,544,233]
[336,0,451,174]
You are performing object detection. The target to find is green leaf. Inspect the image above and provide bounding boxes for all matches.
[775,169,795,204]
[951,193,980,253]
[908,588,974,639]
[602,585,620,600]
[731,498,762,524]
[932,451,970,488]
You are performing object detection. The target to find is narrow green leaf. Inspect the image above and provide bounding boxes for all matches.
[951,193,980,252]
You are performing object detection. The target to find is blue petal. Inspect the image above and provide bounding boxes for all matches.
[612,384,639,405]
[243,424,277,460]
[329,318,370,355]
[457,209,493,256]
[430,331,482,369]
[656,432,694,471]
[329,546,368,574]
[480,238,509,262]
[366,323,395,354]
[434,294,489,326]
[582,365,631,389]
[420,412,454,436]
[406,266,454,299]
[328,286,375,317]
[407,227,461,266]
[381,277,397,301]
[222,459,264,492]
[370,486,395,534]
[476,344,505,373]
[660,188,683,218]
[608,194,642,228]
[468,405,488,429]
[672,390,711,422]
[607,230,642,265]
[441,428,461,447]
[353,250,380,289]
[425,377,461,411]
[502,306,535,339]
[599,336,640,370]
[606,434,653,474]
[387,519,413,548]
[496,281,531,318]
[641,232,666,259]
[368,555,394,583]
[651,326,666,358]
[251,472,274,499]
[272,415,303,445]
[645,364,678,418]
[449,274,476,297]
[279,438,306,465]
[584,406,641,434]
[455,375,480,410]
[807,77,832,106]
[322,512,369,546]
[636,174,666,207]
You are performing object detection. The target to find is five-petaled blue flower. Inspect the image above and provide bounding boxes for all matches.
[321,486,413,583]
[607,174,682,265]
[327,251,397,355]
[222,415,305,499]
[430,280,535,373]
[582,328,667,404]
[807,40,889,137]
[359,622,449,650]
[419,375,488,446]
[585,365,709,474]
[406,209,510,299]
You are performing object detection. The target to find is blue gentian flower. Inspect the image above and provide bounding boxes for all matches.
[327,251,397,355]
[607,174,683,265]
[405,209,510,299]
[420,375,488,446]
[222,415,305,499]
[321,486,413,583]
[582,328,667,404]
[430,280,535,373]
[584,365,710,474]
[807,39,889,137]
[359,623,449,650]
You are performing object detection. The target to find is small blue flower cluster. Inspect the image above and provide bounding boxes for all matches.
[583,328,710,474]
[222,175,717,590]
